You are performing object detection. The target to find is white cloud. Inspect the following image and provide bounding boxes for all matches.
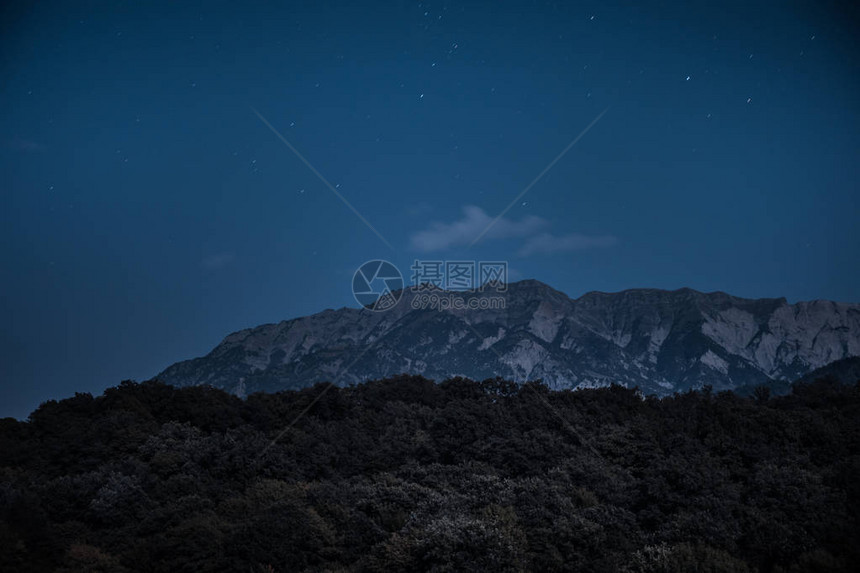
[408,205,617,257]
[408,205,547,252]
[516,232,617,256]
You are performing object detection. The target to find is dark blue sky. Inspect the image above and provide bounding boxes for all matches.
[2,1,858,418]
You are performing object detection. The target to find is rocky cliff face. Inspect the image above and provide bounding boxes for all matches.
[156,280,860,396]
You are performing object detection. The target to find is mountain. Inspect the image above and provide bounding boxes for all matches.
[731,356,860,398]
[795,356,860,386]
[156,280,860,397]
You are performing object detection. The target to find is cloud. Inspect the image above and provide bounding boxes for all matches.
[516,232,617,256]
[409,205,547,252]
[200,252,235,270]
[408,205,618,257]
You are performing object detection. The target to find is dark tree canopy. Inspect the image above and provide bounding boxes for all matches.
[1,376,859,572]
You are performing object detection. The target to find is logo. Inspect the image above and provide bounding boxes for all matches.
[352,260,404,311]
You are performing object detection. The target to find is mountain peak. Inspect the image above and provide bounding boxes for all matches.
[156,280,860,398]
[509,278,553,289]
[507,278,568,295]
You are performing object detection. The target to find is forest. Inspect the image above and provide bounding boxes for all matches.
[1,375,859,572]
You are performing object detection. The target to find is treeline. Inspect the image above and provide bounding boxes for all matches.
[1,376,859,572]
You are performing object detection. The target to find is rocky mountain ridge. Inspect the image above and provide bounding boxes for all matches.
[156,280,860,396]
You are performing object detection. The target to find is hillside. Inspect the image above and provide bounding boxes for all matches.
[1,376,858,571]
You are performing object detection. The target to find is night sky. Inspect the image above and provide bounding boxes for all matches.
[1,1,858,418]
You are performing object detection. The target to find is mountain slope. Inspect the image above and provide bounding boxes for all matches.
[156,280,860,396]
[795,356,860,385]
